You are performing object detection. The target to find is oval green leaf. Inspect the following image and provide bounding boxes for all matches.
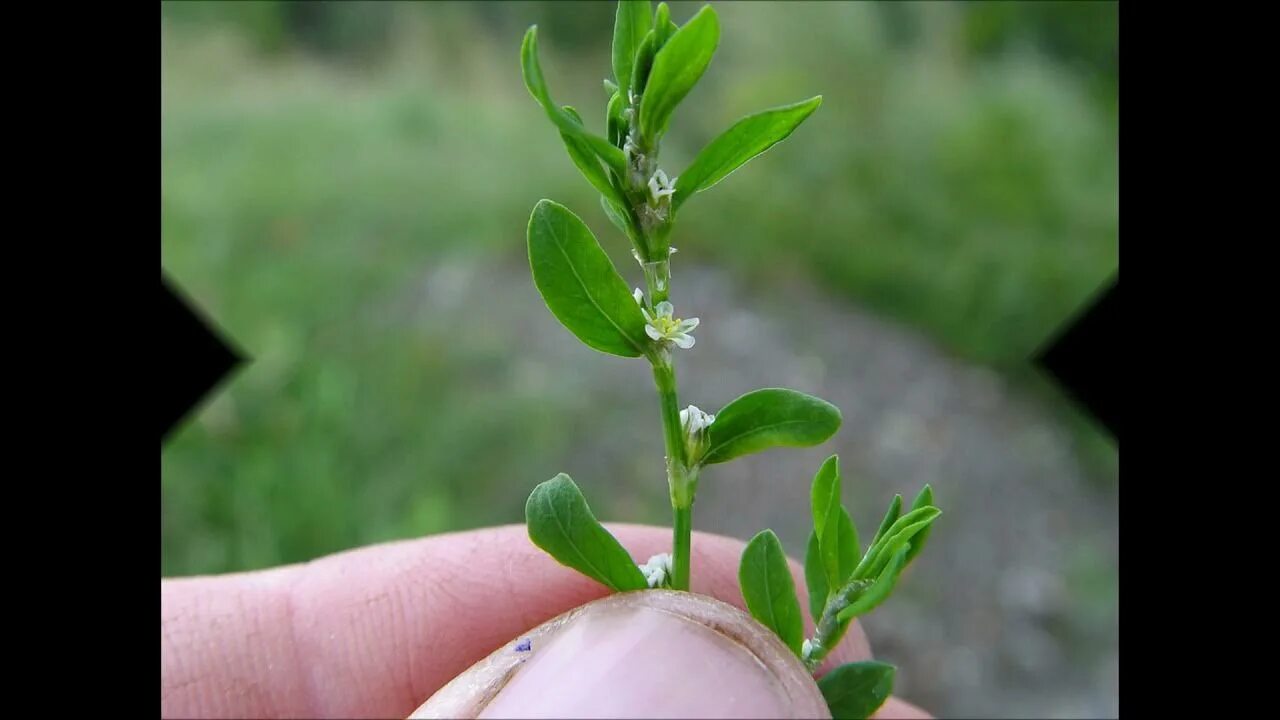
[560,106,628,209]
[653,2,677,48]
[803,530,826,623]
[739,529,805,656]
[857,506,941,580]
[818,661,896,719]
[629,30,658,95]
[674,96,823,212]
[810,455,839,545]
[606,90,627,147]
[527,200,649,357]
[702,388,842,465]
[835,507,860,581]
[903,484,935,566]
[805,504,860,624]
[612,1,652,97]
[638,4,719,142]
[867,494,901,550]
[839,546,910,622]
[521,26,627,175]
[600,195,638,243]
[810,455,859,589]
[525,473,648,592]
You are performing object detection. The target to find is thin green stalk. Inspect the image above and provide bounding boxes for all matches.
[628,81,690,586]
[635,160,691,587]
[652,358,693,589]
[671,502,693,590]
[642,257,672,304]
[803,579,872,671]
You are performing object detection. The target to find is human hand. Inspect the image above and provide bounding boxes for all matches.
[161,524,931,718]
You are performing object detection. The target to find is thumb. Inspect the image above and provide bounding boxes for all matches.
[408,589,830,719]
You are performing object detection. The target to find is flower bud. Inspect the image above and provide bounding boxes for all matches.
[680,405,716,464]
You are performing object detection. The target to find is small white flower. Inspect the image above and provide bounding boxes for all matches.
[641,300,698,349]
[680,405,716,434]
[639,553,673,588]
[802,639,814,659]
[680,405,715,463]
[634,287,645,305]
[647,169,677,203]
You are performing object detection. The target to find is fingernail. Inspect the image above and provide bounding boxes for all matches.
[412,591,829,719]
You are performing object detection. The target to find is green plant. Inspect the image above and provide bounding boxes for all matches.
[519,3,940,717]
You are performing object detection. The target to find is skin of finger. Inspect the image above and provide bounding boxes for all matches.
[413,590,832,719]
[161,524,887,719]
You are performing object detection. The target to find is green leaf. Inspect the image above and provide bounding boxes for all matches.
[606,90,627,148]
[804,530,826,622]
[903,484,935,566]
[525,474,648,592]
[818,661,896,719]
[858,506,941,580]
[702,388,841,465]
[629,30,658,95]
[521,26,627,175]
[810,455,839,547]
[653,2,677,47]
[559,107,628,208]
[868,494,902,549]
[612,1,652,97]
[600,195,636,241]
[673,96,822,212]
[739,529,805,656]
[527,200,649,357]
[638,4,719,142]
[835,509,860,581]
[839,547,909,622]
[810,455,859,589]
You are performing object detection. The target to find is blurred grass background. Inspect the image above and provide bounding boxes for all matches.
[161,2,1117,715]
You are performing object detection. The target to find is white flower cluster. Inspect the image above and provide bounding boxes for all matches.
[639,552,673,588]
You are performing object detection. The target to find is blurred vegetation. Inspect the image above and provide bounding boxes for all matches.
[161,1,1116,576]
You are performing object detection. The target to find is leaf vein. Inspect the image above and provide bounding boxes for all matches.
[541,211,644,355]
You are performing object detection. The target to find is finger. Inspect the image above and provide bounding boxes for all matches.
[162,523,878,719]
[409,590,829,718]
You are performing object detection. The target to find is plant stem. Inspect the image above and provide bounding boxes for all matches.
[803,580,872,671]
[803,595,845,671]
[642,258,672,304]
[652,357,694,590]
[632,138,688,588]
[671,502,693,590]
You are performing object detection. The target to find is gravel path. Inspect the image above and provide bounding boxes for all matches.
[414,255,1119,718]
